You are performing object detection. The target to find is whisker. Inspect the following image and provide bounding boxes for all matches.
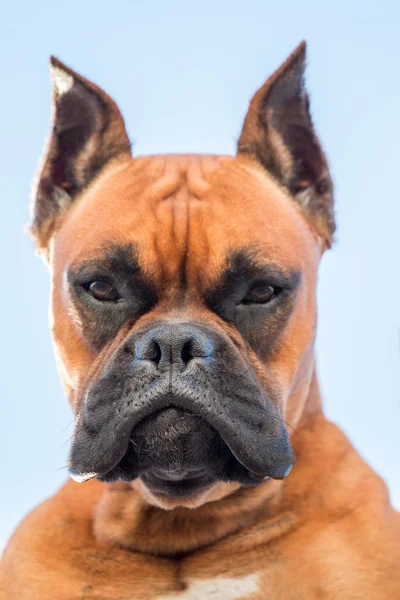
[55,435,74,458]
[267,412,299,435]
[54,465,69,473]
[59,418,75,437]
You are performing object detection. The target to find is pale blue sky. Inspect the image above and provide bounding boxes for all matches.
[1,1,399,550]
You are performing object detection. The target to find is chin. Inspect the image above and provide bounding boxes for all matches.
[134,478,242,510]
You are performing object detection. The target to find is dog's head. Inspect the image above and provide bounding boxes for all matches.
[31,42,334,509]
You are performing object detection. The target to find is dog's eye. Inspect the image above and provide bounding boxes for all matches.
[243,283,279,304]
[87,281,119,301]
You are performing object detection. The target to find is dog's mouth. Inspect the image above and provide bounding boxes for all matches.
[69,403,293,499]
[97,407,261,498]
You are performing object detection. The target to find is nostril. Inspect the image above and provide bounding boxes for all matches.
[143,340,162,365]
[181,340,194,365]
[151,341,162,365]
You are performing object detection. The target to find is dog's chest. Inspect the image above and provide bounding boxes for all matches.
[157,574,260,600]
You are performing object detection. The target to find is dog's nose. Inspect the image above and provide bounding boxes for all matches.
[134,323,214,370]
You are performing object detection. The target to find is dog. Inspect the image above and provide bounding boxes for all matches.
[1,42,399,599]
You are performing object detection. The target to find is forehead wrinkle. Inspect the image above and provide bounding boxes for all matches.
[132,155,223,202]
[149,186,191,292]
[148,156,185,201]
[145,156,226,292]
[185,155,226,198]
[139,156,222,296]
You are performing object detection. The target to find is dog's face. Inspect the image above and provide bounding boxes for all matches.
[32,43,334,509]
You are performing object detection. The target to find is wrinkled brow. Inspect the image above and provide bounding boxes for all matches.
[66,243,142,284]
[206,248,301,307]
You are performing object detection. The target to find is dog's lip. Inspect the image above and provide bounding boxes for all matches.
[140,470,214,498]
[146,467,208,482]
[69,470,98,483]
[68,389,294,483]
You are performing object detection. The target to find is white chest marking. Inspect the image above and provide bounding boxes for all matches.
[160,574,259,600]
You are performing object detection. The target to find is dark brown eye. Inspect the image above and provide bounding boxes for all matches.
[243,283,278,304]
[88,281,119,301]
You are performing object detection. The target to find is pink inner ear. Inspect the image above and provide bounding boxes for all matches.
[52,153,68,190]
[295,179,312,191]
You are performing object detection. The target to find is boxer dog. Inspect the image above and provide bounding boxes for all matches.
[1,42,399,599]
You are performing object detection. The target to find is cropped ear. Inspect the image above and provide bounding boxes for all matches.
[31,58,131,253]
[237,42,335,247]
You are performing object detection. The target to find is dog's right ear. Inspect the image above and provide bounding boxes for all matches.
[237,42,334,248]
[31,58,131,255]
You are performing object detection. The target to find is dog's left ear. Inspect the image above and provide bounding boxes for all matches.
[31,58,131,255]
[237,42,335,247]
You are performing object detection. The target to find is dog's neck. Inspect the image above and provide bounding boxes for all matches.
[91,369,362,558]
[93,477,289,557]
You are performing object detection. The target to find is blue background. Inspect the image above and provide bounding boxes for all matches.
[1,1,399,549]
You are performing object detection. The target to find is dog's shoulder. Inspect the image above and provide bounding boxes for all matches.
[0,480,104,598]
[0,481,183,600]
